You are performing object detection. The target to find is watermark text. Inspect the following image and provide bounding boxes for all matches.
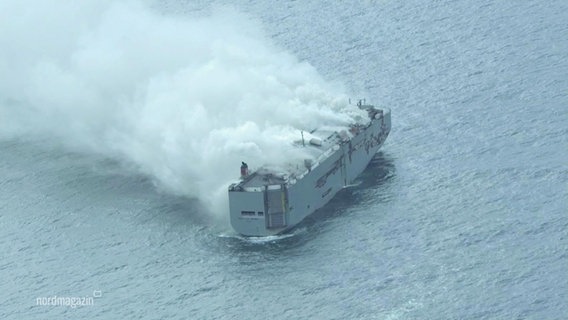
[35,290,101,308]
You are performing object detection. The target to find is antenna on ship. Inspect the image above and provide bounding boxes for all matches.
[301,131,305,147]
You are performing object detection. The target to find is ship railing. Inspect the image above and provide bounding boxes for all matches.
[243,186,263,192]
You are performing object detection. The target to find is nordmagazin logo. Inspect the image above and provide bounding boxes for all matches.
[36,290,101,308]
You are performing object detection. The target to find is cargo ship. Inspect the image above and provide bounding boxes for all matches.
[228,101,391,236]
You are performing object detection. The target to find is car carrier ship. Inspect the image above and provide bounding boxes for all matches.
[228,101,391,236]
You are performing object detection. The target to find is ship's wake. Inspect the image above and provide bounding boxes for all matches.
[217,227,307,244]
[218,232,295,244]
[0,1,365,224]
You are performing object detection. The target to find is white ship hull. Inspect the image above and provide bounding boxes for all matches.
[228,105,391,236]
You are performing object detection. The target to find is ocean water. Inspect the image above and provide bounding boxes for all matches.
[1,0,567,319]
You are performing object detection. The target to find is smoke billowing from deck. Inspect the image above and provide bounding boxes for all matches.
[0,1,365,221]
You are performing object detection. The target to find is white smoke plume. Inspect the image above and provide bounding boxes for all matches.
[0,0,366,221]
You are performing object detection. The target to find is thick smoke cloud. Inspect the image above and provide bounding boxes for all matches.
[0,1,365,220]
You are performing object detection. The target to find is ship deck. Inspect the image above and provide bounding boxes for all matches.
[240,172,287,188]
[233,105,379,190]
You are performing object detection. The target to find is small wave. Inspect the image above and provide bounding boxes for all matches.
[343,181,362,188]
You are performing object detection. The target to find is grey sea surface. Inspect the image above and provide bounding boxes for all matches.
[1,0,567,319]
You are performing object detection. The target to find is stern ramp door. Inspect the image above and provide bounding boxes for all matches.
[265,186,287,229]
